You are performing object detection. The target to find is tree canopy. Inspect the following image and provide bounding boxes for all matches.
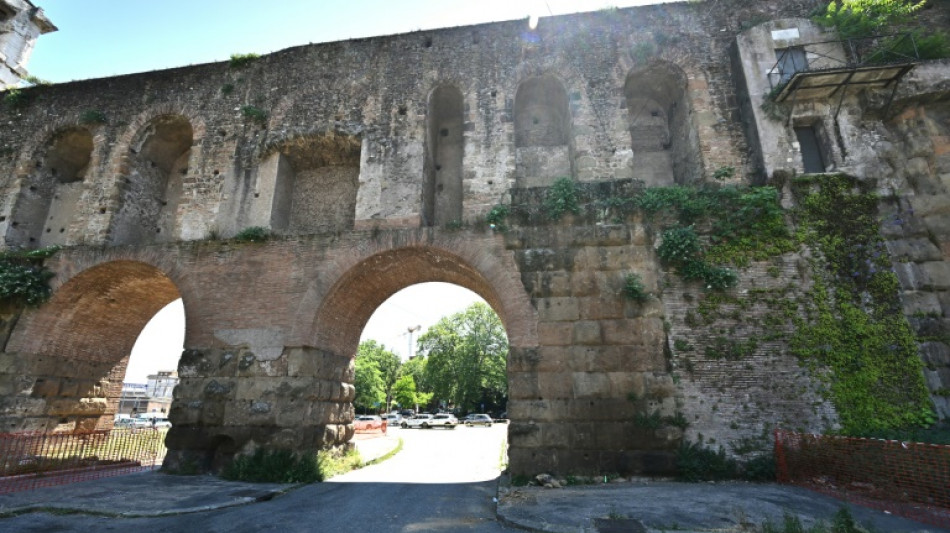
[418,302,508,413]
[356,340,401,410]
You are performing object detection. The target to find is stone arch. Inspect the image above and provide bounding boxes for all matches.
[423,85,464,227]
[514,74,574,187]
[624,61,700,185]
[7,126,94,248]
[3,260,184,432]
[311,243,535,360]
[259,132,362,234]
[109,114,194,244]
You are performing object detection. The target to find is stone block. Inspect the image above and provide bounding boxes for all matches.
[600,319,639,345]
[901,291,943,316]
[572,372,611,398]
[572,321,602,345]
[920,342,950,368]
[578,296,625,320]
[537,322,572,346]
[509,372,540,400]
[538,372,573,398]
[920,261,950,290]
[508,421,543,448]
[608,371,644,398]
[537,297,580,322]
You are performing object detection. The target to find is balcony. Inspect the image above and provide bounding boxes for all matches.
[767,33,920,105]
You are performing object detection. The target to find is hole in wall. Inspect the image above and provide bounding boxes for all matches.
[398,106,408,116]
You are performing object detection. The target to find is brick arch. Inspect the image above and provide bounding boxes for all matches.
[308,234,537,359]
[6,259,184,431]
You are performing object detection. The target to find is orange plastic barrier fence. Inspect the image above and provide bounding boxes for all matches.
[0,428,167,494]
[774,429,950,528]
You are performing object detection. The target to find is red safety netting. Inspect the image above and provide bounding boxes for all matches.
[774,429,950,528]
[0,428,167,494]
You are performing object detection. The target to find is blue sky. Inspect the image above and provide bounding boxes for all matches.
[30,0,668,82]
[28,1,668,382]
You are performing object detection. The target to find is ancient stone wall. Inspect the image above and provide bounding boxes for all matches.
[0,1,948,476]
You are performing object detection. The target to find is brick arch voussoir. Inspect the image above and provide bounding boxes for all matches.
[303,228,537,358]
[8,248,189,365]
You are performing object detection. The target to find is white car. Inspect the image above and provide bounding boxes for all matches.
[402,414,434,429]
[430,413,458,429]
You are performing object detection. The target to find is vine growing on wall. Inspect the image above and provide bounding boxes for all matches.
[0,246,59,307]
[790,174,934,433]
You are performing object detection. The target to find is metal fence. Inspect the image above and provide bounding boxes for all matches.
[774,429,950,528]
[0,428,167,494]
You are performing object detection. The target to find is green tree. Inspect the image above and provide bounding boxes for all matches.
[399,355,428,392]
[357,340,401,410]
[392,374,433,411]
[418,302,508,413]
[353,357,385,413]
[816,0,926,38]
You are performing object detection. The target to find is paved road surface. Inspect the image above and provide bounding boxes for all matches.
[0,424,516,532]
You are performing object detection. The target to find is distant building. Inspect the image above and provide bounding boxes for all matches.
[117,371,178,416]
[0,0,56,88]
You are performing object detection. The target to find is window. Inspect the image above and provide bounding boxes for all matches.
[776,47,807,85]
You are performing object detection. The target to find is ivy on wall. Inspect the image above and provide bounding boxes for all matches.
[0,246,58,307]
[790,174,934,433]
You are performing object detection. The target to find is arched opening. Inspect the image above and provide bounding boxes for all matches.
[117,299,184,426]
[423,86,464,227]
[262,133,361,234]
[624,63,699,185]
[358,283,507,417]
[8,127,93,248]
[514,75,573,187]
[111,115,193,244]
[1,261,184,433]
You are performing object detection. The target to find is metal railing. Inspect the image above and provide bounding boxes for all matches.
[774,429,950,528]
[768,33,921,91]
[0,428,167,494]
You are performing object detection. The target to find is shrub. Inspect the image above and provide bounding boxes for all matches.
[229,53,260,68]
[241,105,268,124]
[622,273,650,302]
[233,226,270,242]
[486,204,509,231]
[0,245,59,307]
[221,448,322,483]
[675,441,738,482]
[543,177,580,221]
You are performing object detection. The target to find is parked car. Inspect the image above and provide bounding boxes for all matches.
[354,415,386,432]
[385,413,402,426]
[464,413,493,427]
[430,413,458,428]
[114,417,148,429]
[402,414,433,429]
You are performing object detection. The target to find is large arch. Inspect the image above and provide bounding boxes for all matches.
[311,244,536,360]
[2,260,183,432]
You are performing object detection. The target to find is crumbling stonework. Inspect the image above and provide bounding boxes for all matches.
[0,1,948,476]
[0,0,55,88]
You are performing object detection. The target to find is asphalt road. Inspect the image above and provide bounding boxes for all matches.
[0,424,517,533]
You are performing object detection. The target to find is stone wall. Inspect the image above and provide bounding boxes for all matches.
[0,1,948,476]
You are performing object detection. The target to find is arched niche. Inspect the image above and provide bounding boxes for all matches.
[624,63,699,185]
[8,127,93,248]
[262,133,361,234]
[514,75,573,187]
[111,115,193,244]
[423,85,464,227]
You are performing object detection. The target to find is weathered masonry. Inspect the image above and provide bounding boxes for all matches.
[0,1,949,476]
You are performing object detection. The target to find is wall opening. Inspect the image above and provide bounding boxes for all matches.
[8,127,93,248]
[3,261,183,432]
[111,115,193,245]
[116,299,184,426]
[794,120,833,174]
[263,133,361,234]
[514,75,573,187]
[624,63,699,185]
[423,86,464,227]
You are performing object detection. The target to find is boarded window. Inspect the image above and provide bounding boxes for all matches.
[777,47,807,84]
